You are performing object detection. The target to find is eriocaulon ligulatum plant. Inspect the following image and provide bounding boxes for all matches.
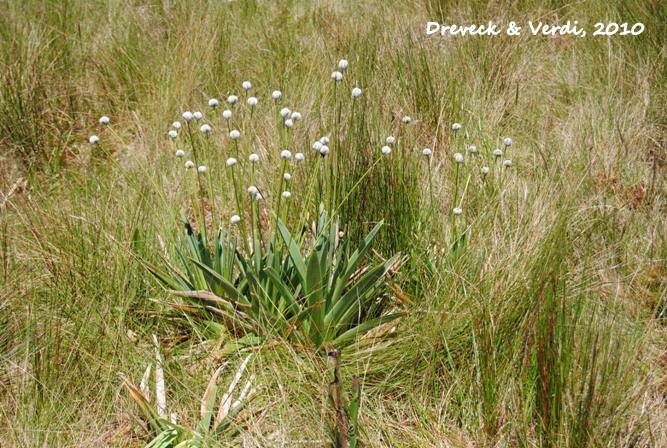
[6,3,662,447]
[134,61,520,351]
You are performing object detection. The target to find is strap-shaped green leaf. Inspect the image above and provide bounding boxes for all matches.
[329,221,384,307]
[142,259,191,291]
[145,428,180,448]
[306,251,325,346]
[181,236,209,289]
[264,267,301,317]
[246,273,291,332]
[277,219,307,285]
[325,254,398,331]
[188,258,244,303]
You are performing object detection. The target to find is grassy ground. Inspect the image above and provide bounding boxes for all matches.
[1,0,665,446]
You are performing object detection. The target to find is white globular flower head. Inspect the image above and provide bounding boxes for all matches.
[295,152,304,161]
[331,71,343,82]
[319,145,329,156]
[284,118,294,128]
[242,81,252,91]
[386,136,395,146]
[281,191,291,199]
[381,145,392,155]
[279,107,291,118]
[199,124,212,134]
[193,111,203,121]
[168,130,178,139]
[89,135,100,145]
[320,136,330,145]
[453,207,462,216]
[452,123,462,132]
[422,148,433,157]
[503,159,513,168]
[351,87,362,98]
[271,90,282,101]
[182,111,193,122]
[402,115,412,124]
[503,137,513,147]
[291,111,302,121]
[185,160,195,169]
[493,148,503,158]
[208,98,219,108]
[99,116,110,125]
[280,150,292,160]
[229,129,240,140]
[338,59,349,71]
[468,145,477,154]
[247,96,258,107]
[226,157,237,167]
[230,214,241,224]
[198,165,207,173]
[454,152,464,163]
[248,153,259,163]
[222,109,232,120]
[172,121,182,130]
[312,141,323,152]
[247,186,258,195]
[283,172,292,181]
[254,192,263,201]
[175,149,185,158]
[227,95,238,105]
[481,166,490,175]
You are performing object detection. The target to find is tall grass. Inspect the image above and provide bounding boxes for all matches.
[0,0,664,446]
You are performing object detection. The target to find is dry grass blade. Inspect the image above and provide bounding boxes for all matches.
[120,374,159,429]
[201,363,227,419]
[347,266,369,285]
[121,375,149,405]
[153,335,167,419]
[140,364,152,402]
[215,354,252,426]
[168,289,251,308]
[0,178,26,209]
[231,374,256,410]
[149,298,202,312]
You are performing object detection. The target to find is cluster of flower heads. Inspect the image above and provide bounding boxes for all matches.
[87,115,111,144]
[87,58,517,226]
[279,106,302,129]
[156,64,366,223]
[447,123,513,170]
[165,86,259,143]
[331,58,364,99]
[155,73,321,208]
[377,117,414,157]
[381,134,395,156]
[276,150,300,201]
[446,123,515,216]
[312,136,330,157]
[164,81,263,172]
[331,58,348,82]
